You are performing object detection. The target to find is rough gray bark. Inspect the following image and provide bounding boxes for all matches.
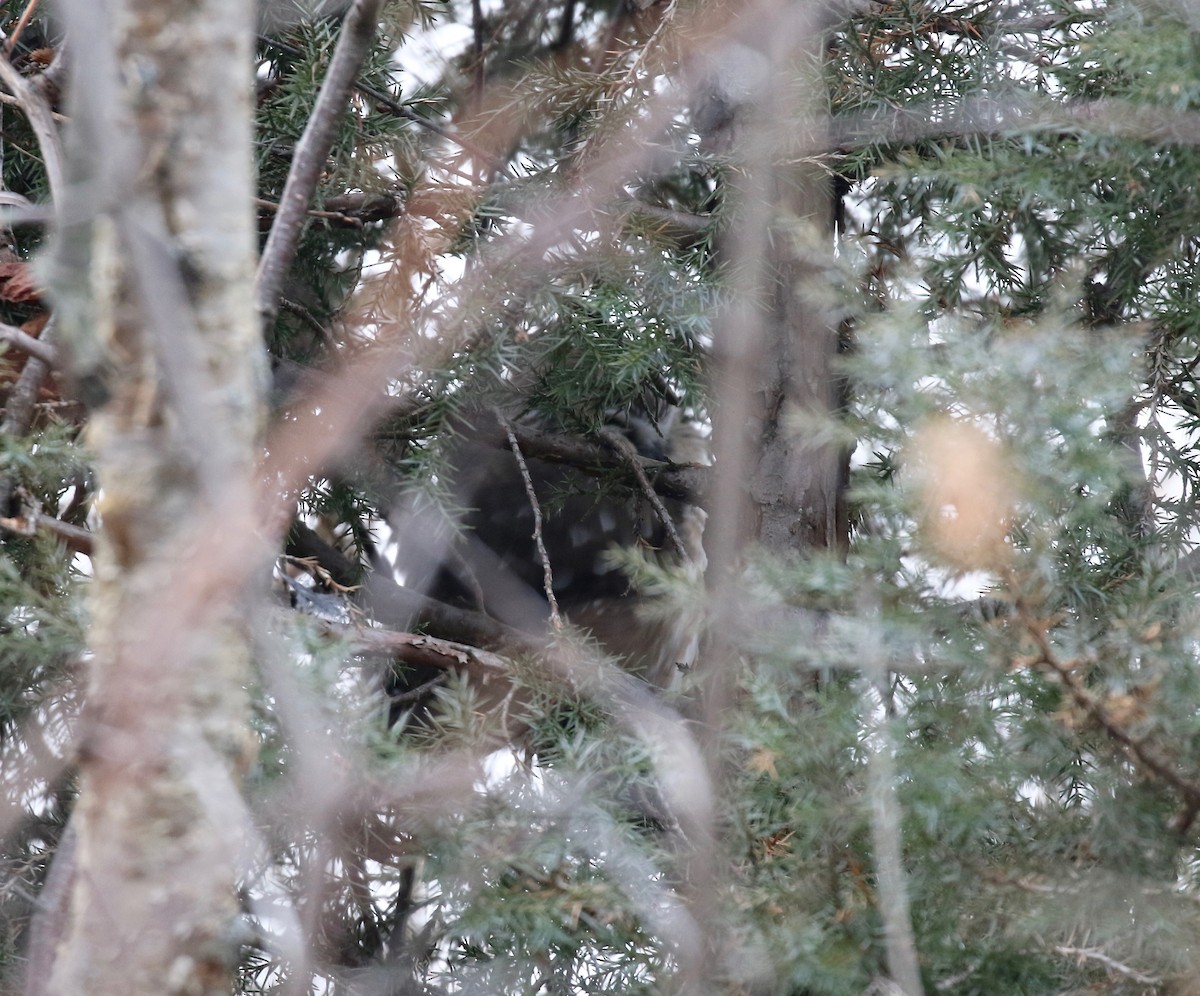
[691,3,857,989]
[701,8,921,988]
[705,10,922,987]
[42,1,264,992]
[705,11,848,574]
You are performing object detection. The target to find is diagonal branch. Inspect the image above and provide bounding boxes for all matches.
[255,0,384,333]
[0,46,62,203]
[1051,945,1161,986]
[0,320,56,365]
[498,410,562,629]
[601,425,693,564]
[3,0,43,57]
[1006,571,1200,834]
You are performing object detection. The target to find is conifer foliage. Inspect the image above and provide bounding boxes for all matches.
[3,0,1200,993]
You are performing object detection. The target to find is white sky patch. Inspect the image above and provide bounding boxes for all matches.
[393,18,474,89]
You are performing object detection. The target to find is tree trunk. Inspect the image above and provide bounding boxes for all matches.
[688,6,850,990]
[706,6,848,584]
[44,2,263,992]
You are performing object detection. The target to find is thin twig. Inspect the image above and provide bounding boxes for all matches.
[0,89,65,123]
[255,194,388,229]
[318,617,511,677]
[497,411,562,629]
[556,0,578,49]
[357,82,508,175]
[288,519,544,656]
[449,542,488,614]
[601,427,692,564]
[616,0,677,93]
[387,672,448,707]
[1052,945,1161,985]
[343,849,384,954]
[15,784,75,996]
[1005,569,1200,833]
[277,297,334,348]
[934,961,981,992]
[255,0,385,333]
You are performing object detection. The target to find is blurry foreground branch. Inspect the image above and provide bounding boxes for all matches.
[42,2,267,993]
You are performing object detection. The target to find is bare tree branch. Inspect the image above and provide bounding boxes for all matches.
[602,426,693,564]
[3,0,43,56]
[0,321,56,365]
[499,411,563,628]
[321,617,511,678]
[21,819,74,996]
[43,0,266,990]
[1052,945,1161,985]
[0,511,92,554]
[0,49,61,202]
[255,0,385,332]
